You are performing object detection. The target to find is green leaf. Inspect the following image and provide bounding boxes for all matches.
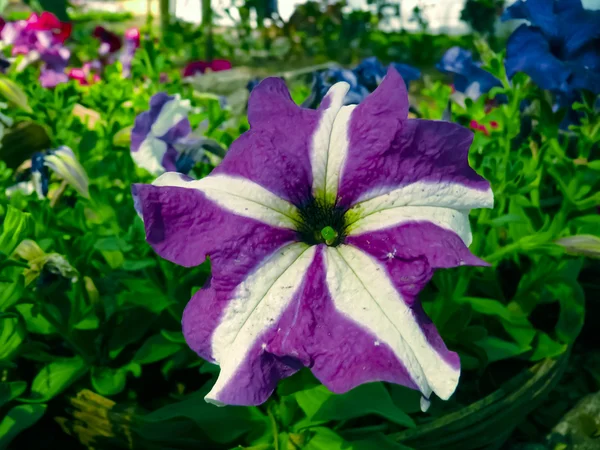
[0,316,25,361]
[350,433,413,450]
[530,333,567,361]
[0,381,27,408]
[25,355,88,402]
[296,383,415,428]
[0,404,46,448]
[474,336,531,363]
[15,304,57,335]
[73,310,100,330]
[0,271,24,312]
[160,329,186,343]
[0,76,32,113]
[304,427,347,450]
[0,206,34,255]
[133,334,183,364]
[91,363,141,396]
[107,308,156,359]
[138,389,267,444]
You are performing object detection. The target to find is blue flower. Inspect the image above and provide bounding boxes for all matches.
[304,57,421,109]
[31,152,49,198]
[502,0,600,96]
[436,47,502,100]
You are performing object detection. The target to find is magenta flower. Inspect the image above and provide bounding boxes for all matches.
[182,59,232,77]
[0,12,71,88]
[133,69,493,407]
[68,62,101,86]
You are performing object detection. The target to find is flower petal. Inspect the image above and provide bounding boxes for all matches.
[200,243,316,404]
[185,245,450,406]
[132,172,299,268]
[347,221,487,271]
[131,136,169,175]
[337,118,491,211]
[311,67,409,206]
[324,244,460,400]
[215,78,346,206]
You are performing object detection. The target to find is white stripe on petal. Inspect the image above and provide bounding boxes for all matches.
[325,245,460,400]
[350,181,494,216]
[206,243,316,404]
[346,206,473,246]
[152,172,302,230]
[310,82,352,204]
[131,136,168,175]
[151,94,192,137]
[324,105,355,203]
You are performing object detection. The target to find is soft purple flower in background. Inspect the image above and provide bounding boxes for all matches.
[133,68,493,407]
[38,46,70,88]
[130,93,225,175]
[437,47,502,101]
[119,27,140,78]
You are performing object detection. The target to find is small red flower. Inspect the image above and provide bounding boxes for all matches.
[469,120,489,136]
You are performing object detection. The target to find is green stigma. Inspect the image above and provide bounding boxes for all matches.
[321,226,338,246]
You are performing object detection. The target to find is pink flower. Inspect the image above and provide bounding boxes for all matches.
[26,12,72,43]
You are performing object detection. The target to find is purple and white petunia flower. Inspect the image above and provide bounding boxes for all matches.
[133,68,494,407]
[130,93,193,175]
[131,93,225,175]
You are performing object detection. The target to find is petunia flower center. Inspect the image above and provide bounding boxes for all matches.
[296,199,346,247]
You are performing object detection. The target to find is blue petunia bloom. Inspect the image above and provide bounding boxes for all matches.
[502,0,600,97]
[304,57,421,109]
[436,47,502,100]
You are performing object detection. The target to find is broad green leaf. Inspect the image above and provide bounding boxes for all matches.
[0,269,25,312]
[0,404,46,448]
[15,304,56,335]
[139,389,267,444]
[107,309,155,359]
[0,381,27,408]
[25,355,88,402]
[474,336,531,363]
[91,363,141,396]
[160,330,186,343]
[133,334,183,364]
[73,310,100,330]
[0,317,25,361]
[296,383,415,428]
[303,427,347,450]
[0,206,34,255]
[530,333,567,361]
